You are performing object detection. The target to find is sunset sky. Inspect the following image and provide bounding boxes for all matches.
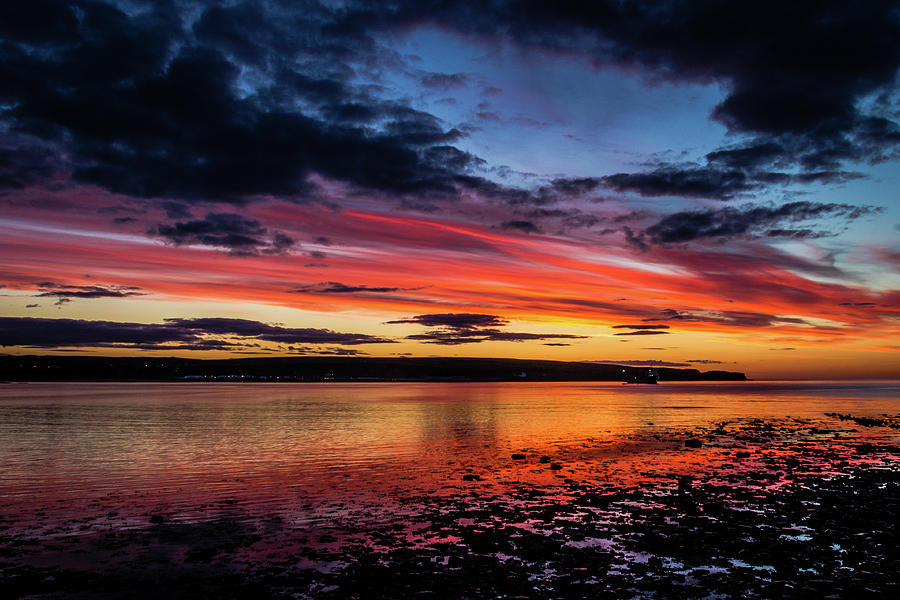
[1,1,899,379]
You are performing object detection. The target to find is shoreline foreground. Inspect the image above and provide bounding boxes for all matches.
[2,413,897,599]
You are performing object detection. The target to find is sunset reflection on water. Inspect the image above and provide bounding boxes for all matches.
[1,381,898,536]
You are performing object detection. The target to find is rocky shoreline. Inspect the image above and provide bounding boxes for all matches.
[2,415,898,599]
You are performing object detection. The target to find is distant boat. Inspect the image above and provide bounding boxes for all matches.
[623,368,659,384]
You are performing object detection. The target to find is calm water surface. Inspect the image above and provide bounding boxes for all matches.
[1,380,897,532]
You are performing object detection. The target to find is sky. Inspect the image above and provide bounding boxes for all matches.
[1,0,899,379]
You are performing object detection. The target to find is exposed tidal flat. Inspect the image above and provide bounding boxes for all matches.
[1,381,898,598]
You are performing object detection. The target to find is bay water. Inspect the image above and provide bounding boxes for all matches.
[1,380,897,534]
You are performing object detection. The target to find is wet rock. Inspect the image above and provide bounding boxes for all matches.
[550,463,563,470]
[539,456,551,463]
[149,515,165,524]
[685,439,703,448]
[575,493,608,507]
[462,474,483,482]
[827,413,899,429]
[511,453,526,460]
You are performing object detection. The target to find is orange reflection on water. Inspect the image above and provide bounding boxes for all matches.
[0,381,898,537]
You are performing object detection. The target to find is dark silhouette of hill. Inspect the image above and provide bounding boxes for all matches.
[0,355,746,382]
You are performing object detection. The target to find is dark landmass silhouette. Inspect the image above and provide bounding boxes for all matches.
[0,355,747,382]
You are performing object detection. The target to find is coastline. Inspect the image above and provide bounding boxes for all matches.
[0,355,747,383]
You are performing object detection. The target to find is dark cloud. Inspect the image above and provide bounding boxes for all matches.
[497,178,604,208]
[603,167,754,199]
[0,317,197,348]
[0,1,489,208]
[35,283,146,300]
[546,177,602,196]
[293,282,420,294]
[0,1,82,45]
[622,226,650,253]
[425,145,480,175]
[500,220,540,234]
[269,232,296,255]
[561,213,602,229]
[161,201,192,220]
[526,209,571,219]
[406,329,588,345]
[0,316,394,349]
[156,213,295,256]
[706,140,881,180]
[0,144,59,190]
[387,313,508,329]
[130,340,248,352]
[602,162,868,200]
[763,228,827,239]
[278,345,365,356]
[163,317,394,345]
[706,142,787,169]
[789,171,865,185]
[315,347,365,356]
[388,312,587,345]
[614,330,670,336]
[612,324,670,330]
[632,201,880,246]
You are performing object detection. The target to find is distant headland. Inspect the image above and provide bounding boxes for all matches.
[0,356,747,382]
